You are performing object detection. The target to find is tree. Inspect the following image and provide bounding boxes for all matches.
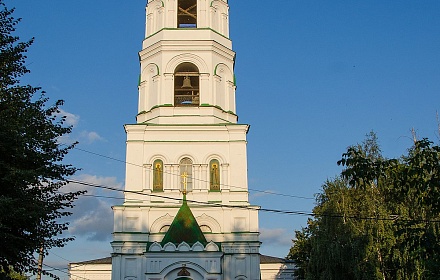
[288,132,440,279]
[0,1,84,278]
[0,268,28,280]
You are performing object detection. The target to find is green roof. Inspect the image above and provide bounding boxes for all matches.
[161,195,207,246]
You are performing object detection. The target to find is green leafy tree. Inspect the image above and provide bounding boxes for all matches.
[288,132,440,280]
[287,219,314,279]
[0,1,84,278]
[340,138,440,279]
[0,268,28,280]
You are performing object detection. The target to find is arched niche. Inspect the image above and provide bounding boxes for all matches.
[196,214,221,233]
[153,159,164,191]
[149,241,162,252]
[213,63,235,113]
[214,63,233,82]
[139,63,160,112]
[177,242,191,252]
[209,159,220,191]
[150,213,174,233]
[205,241,219,252]
[179,157,193,191]
[140,63,160,83]
[192,241,204,252]
[163,242,177,252]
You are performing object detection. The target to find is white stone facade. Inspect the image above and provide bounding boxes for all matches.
[111,1,262,280]
[70,1,296,279]
[69,256,295,280]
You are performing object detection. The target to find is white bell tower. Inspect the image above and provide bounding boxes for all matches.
[137,0,236,125]
[111,1,261,279]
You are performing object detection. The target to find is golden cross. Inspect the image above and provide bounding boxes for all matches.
[181,171,188,195]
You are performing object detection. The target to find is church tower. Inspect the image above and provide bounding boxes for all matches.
[111,1,261,279]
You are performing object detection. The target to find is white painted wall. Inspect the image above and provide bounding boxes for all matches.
[109,1,265,279]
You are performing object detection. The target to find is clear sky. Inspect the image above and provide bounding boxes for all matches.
[6,0,440,279]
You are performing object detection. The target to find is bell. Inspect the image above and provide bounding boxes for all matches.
[181,76,193,88]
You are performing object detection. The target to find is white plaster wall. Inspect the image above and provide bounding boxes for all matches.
[146,0,230,37]
[110,1,264,280]
[124,124,249,197]
[69,261,297,280]
[260,263,297,280]
[70,264,112,280]
[137,31,236,119]
[112,205,259,240]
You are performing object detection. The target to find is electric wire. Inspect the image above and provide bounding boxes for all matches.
[31,255,88,280]
[72,146,314,200]
[67,179,440,224]
[37,253,93,280]
[42,262,91,280]
[48,251,72,263]
[48,251,87,270]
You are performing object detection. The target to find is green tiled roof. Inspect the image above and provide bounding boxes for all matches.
[161,195,207,246]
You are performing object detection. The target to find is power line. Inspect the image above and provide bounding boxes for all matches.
[48,251,73,263]
[42,262,91,280]
[67,179,440,224]
[72,146,314,200]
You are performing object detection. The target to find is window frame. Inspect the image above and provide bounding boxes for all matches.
[153,159,164,192]
[209,159,220,191]
[179,157,193,192]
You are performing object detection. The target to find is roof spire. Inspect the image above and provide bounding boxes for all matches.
[160,172,207,246]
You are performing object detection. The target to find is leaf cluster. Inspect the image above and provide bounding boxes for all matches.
[0,1,84,278]
[288,132,440,280]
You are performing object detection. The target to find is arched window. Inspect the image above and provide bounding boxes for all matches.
[159,225,170,233]
[200,225,212,233]
[153,159,164,191]
[209,159,220,191]
[180,157,193,192]
[178,0,197,28]
[174,63,199,106]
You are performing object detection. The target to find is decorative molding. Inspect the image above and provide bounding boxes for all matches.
[148,241,219,252]
[165,53,209,74]
[196,213,221,233]
[150,213,174,233]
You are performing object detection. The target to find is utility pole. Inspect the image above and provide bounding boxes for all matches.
[36,245,44,280]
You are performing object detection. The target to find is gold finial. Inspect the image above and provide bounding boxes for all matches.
[181,171,188,195]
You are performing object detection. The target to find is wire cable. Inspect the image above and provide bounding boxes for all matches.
[66,179,440,224]
[43,262,91,280]
[72,146,314,200]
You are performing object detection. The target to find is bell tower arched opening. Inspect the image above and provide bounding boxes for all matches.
[178,0,197,28]
[174,63,200,106]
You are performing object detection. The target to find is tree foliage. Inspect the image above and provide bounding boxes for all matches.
[0,1,84,278]
[288,132,440,280]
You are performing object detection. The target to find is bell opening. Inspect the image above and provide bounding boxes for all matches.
[174,63,200,107]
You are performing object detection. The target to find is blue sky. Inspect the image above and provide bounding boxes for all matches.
[6,0,440,279]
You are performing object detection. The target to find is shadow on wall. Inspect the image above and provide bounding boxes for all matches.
[276,263,296,280]
[260,255,296,280]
